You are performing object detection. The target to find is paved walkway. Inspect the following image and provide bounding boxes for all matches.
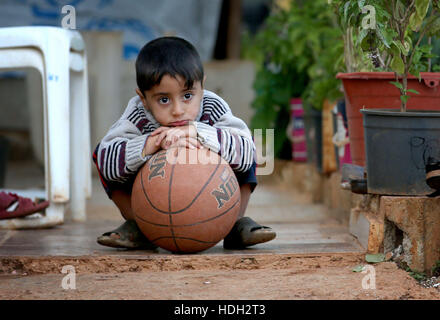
[0,161,364,261]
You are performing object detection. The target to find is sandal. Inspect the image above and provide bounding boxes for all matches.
[0,191,49,220]
[97,220,158,250]
[223,217,276,249]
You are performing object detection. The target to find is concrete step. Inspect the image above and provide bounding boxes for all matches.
[0,162,365,274]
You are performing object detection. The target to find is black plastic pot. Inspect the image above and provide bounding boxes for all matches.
[304,107,323,172]
[0,136,9,188]
[361,109,440,195]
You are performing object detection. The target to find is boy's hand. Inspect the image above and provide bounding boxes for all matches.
[151,124,197,149]
[165,136,203,150]
[149,126,171,148]
[142,134,163,157]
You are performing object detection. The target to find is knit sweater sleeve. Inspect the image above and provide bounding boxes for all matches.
[194,92,256,173]
[94,99,154,183]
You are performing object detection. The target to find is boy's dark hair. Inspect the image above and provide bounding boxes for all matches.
[135,36,204,94]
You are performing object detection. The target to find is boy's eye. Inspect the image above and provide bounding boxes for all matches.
[183,93,193,100]
[159,97,169,104]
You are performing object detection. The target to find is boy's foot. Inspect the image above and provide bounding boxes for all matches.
[223,217,276,249]
[97,220,158,250]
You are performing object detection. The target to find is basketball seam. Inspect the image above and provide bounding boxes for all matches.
[168,161,180,252]
[149,236,218,244]
[135,198,240,228]
[139,155,222,214]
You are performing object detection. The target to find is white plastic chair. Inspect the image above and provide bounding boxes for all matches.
[0,26,91,228]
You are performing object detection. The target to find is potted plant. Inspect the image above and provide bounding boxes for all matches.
[333,0,440,195]
[333,0,440,168]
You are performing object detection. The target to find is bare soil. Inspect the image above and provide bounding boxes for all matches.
[0,253,439,300]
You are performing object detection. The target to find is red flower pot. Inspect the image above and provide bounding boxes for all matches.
[336,72,440,166]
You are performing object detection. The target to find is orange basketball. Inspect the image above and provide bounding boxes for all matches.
[131,147,241,253]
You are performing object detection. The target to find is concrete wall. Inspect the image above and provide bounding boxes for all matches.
[204,60,256,127]
[0,73,34,161]
[82,31,124,150]
[0,75,28,131]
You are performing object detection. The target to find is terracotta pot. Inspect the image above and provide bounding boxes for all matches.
[336,72,440,166]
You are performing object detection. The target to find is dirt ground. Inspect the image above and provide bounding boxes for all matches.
[0,253,439,300]
[2,163,439,301]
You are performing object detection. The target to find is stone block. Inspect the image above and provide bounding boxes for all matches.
[349,209,370,249]
[348,194,384,254]
[380,196,440,275]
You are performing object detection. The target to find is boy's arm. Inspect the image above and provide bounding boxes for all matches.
[142,134,161,158]
[192,112,256,173]
[95,118,154,183]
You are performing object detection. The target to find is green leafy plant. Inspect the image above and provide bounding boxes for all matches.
[244,0,345,158]
[287,1,345,110]
[332,0,440,112]
[405,265,428,281]
[243,3,311,158]
[330,0,379,71]
[250,63,308,158]
[431,259,440,276]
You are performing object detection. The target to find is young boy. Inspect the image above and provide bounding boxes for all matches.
[93,36,276,250]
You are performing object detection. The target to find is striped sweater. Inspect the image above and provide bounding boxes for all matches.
[94,89,256,184]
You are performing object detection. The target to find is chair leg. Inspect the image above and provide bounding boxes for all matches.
[39,203,65,226]
[26,69,45,167]
[81,53,92,199]
[69,67,89,221]
[46,41,70,205]
[0,203,64,229]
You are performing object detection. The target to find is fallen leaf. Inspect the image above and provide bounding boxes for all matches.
[365,253,386,263]
[352,265,365,272]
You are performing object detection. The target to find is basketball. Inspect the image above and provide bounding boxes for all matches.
[131,147,241,253]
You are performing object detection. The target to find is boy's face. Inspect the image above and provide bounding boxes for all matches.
[136,74,203,127]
